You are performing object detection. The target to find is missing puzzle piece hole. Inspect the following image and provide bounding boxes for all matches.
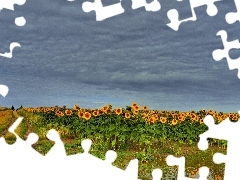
[15,16,26,26]
[105,150,117,164]
[205,3,218,16]
[212,49,225,61]
[213,152,225,164]
[82,1,93,13]
[152,168,162,180]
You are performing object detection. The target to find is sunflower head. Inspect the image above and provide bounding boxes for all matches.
[102,105,109,113]
[65,109,73,116]
[73,104,81,110]
[92,110,99,117]
[131,102,138,107]
[124,112,131,119]
[160,117,167,124]
[83,112,91,120]
[115,108,122,115]
[143,106,148,111]
[171,119,178,126]
[78,110,84,118]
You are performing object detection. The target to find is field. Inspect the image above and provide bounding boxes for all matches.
[0,103,236,180]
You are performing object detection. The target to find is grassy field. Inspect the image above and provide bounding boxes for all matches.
[0,105,230,180]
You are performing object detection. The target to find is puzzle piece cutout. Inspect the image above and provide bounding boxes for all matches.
[0,42,21,58]
[131,0,161,12]
[0,0,26,11]
[212,30,240,78]
[0,0,26,58]
[0,0,26,27]
[167,0,222,31]
[0,84,9,97]
[0,116,145,180]
[3,113,240,179]
[0,117,43,179]
[166,155,209,180]
[198,114,240,180]
[82,0,125,21]
[225,0,240,24]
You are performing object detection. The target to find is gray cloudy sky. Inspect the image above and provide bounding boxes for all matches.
[0,0,240,112]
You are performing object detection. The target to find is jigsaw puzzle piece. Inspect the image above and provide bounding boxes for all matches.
[0,117,43,180]
[166,155,209,180]
[198,114,240,180]
[0,42,21,58]
[167,0,221,31]
[82,0,125,21]
[0,84,9,97]
[7,117,42,158]
[0,0,26,11]
[225,0,240,24]
[212,30,240,78]
[131,0,161,12]
[65,139,139,180]
[45,129,67,157]
[152,168,163,180]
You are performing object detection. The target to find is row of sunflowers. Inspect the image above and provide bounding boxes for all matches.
[22,102,239,125]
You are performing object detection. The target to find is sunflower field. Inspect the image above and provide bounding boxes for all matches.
[2,102,235,179]
[16,102,236,151]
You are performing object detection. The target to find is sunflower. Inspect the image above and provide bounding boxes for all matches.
[92,110,99,117]
[199,119,204,124]
[171,119,178,126]
[179,115,185,122]
[132,110,139,115]
[55,110,61,116]
[131,102,138,107]
[101,105,109,113]
[65,109,73,116]
[125,112,131,119]
[143,106,148,111]
[77,110,84,118]
[201,109,206,114]
[153,114,158,119]
[55,110,64,117]
[83,112,91,120]
[132,105,140,111]
[231,114,238,121]
[115,108,122,115]
[149,116,157,123]
[73,104,81,110]
[43,108,49,113]
[191,113,197,120]
[141,112,148,118]
[160,117,167,124]
[208,109,213,115]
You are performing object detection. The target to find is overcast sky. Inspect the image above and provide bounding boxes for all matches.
[0,0,240,112]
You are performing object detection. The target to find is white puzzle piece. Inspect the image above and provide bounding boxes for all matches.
[0,1,26,58]
[0,42,21,58]
[0,84,9,97]
[212,30,240,78]
[131,0,161,12]
[198,114,240,180]
[167,0,222,31]
[82,0,125,21]
[225,0,240,24]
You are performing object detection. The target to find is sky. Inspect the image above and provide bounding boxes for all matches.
[0,0,240,112]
